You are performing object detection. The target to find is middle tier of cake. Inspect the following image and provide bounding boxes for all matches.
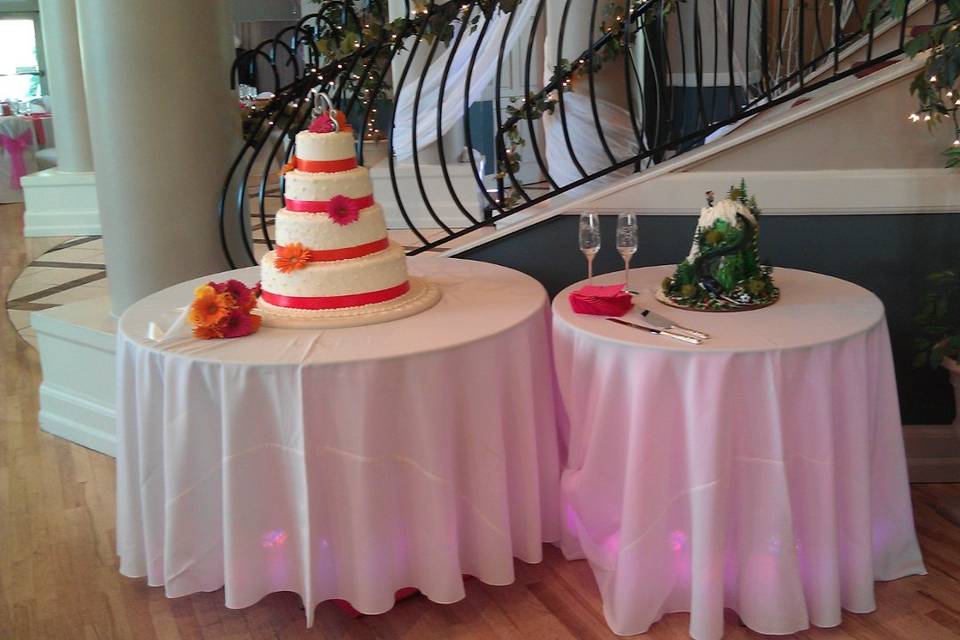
[260,241,409,306]
[274,203,387,253]
[284,166,371,201]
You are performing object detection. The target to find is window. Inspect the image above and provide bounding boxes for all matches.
[0,15,44,102]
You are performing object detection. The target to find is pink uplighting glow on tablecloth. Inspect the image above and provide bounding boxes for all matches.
[552,266,926,640]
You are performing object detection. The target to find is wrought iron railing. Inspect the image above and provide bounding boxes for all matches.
[221,0,932,267]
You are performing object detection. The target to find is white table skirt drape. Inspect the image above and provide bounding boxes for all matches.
[552,266,926,640]
[117,257,562,625]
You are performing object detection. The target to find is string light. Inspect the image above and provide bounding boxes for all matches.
[954,139,960,147]
[924,114,932,121]
[908,113,920,122]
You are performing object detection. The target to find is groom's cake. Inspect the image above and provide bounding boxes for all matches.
[258,105,439,327]
[659,180,778,311]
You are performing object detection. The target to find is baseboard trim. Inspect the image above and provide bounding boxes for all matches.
[586,169,960,216]
[23,214,101,237]
[21,168,100,237]
[33,297,117,457]
[38,384,116,457]
[904,424,960,483]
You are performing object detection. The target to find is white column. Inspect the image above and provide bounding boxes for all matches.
[37,0,94,172]
[76,0,242,315]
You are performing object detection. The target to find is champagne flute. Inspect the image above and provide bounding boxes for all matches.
[616,212,638,288]
[579,212,601,283]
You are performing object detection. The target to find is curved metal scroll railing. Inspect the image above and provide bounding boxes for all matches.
[221,0,926,267]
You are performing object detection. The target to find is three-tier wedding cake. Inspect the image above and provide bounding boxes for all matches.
[258,105,439,328]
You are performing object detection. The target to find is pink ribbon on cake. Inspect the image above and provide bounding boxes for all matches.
[285,193,374,214]
[0,130,33,189]
[261,280,410,310]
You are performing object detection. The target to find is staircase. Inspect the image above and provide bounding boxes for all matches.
[220,0,946,267]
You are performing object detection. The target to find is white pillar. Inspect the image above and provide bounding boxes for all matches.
[76,0,242,316]
[37,0,93,172]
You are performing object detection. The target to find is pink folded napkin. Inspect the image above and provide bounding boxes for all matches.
[568,283,634,317]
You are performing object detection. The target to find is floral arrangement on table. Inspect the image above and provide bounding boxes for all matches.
[188,279,262,339]
[659,180,779,312]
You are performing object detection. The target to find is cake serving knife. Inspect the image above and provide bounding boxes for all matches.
[638,308,710,340]
[605,318,702,345]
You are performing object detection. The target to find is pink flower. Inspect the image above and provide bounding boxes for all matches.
[326,194,360,226]
[221,308,261,338]
[211,279,255,310]
[308,113,336,133]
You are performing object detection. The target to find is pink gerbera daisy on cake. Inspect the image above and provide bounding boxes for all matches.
[326,194,360,226]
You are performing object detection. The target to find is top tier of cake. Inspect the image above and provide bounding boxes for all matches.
[295,130,357,166]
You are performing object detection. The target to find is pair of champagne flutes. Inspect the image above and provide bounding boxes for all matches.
[579,212,638,286]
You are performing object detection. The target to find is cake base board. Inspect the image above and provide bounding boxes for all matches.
[655,287,779,313]
[258,276,441,329]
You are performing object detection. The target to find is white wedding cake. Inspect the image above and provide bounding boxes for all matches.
[258,108,439,327]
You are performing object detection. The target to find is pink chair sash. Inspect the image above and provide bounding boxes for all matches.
[0,130,33,189]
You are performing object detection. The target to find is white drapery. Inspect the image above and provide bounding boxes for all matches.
[392,0,538,160]
[542,94,642,189]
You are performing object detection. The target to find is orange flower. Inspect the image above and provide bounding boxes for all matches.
[193,323,225,339]
[335,111,353,132]
[189,285,234,327]
[274,243,312,273]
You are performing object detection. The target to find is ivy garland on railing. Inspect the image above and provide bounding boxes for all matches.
[872,0,960,166]
[308,0,521,128]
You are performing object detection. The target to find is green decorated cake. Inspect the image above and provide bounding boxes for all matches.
[660,181,779,311]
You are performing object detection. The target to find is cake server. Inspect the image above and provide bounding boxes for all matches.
[605,318,702,345]
[638,309,710,340]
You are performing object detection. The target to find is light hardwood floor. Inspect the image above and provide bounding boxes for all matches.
[2,201,960,639]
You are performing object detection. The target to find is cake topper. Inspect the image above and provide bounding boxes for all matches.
[307,90,352,133]
[308,91,340,133]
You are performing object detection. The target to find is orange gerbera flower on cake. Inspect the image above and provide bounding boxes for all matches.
[274,243,312,273]
[334,111,352,132]
[188,285,233,327]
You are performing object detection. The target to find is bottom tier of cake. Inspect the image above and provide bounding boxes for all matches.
[260,241,408,308]
[257,276,441,328]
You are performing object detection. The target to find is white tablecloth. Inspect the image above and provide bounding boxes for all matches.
[117,257,562,624]
[552,266,925,640]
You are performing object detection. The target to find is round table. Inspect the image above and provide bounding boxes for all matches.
[117,257,562,625]
[552,266,926,640]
